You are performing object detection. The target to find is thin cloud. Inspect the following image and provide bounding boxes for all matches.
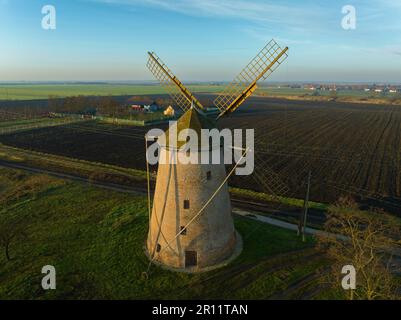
[338,44,401,57]
[89,0,325,26]
[88,0,401,57]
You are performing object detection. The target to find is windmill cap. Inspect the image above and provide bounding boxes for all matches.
[162,108,218,149]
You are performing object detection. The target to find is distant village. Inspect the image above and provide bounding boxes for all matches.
[281,83,400,94]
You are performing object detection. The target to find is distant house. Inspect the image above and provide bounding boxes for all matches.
[389,88,398,93]
[131,104,144,112]
[130,102,160,113]
[364,88,371,92]
[144,102,159,113]
[374,89,383,93]
[163,105,175,117]
[83,107,96,116]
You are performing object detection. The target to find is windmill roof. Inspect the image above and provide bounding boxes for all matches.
[164,107,216,149]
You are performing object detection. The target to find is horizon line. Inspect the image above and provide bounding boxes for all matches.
[1,80,401,85]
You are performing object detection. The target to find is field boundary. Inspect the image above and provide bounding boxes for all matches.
[51,113,174,126]
[0,117,87,135]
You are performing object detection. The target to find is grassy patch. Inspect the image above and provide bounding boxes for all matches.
[230,187,328,211]
[0,84,223,100]
[0,168,319,299]
[0,117,85,135]
[255,87,401,105]
[0,143,148,185]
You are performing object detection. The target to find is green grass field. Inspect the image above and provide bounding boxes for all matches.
[0,118,93,138]
[256,87,401,99]
[0,167,329,300]
[0,84,223,100]
[0,118,60,128]
[256,88,371,97]
[230,187,327,211]
[0,143,148,185]
[0,84,399,105]
[0,118,82,134]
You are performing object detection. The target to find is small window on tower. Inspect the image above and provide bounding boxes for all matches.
[186,136,191,156]
[206,171,212,180]
[184,200,190,209]
[180,226,187,235]
[156,243,161,252]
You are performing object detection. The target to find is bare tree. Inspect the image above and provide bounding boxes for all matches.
[48,95,62,113]
[97,96,120,117]
[0,174,56,261]
[0,218,27,261]
[317,196,401,300]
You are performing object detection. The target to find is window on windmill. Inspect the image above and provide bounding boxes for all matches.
[184,200,190,209]
[186,136,191,156]
[206,171,212,180]
[180,226,187,235]
[156,243,161,252]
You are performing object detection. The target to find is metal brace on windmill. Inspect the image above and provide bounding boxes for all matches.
[145,39,288,272]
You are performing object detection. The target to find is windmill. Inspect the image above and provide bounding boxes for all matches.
[145,39,288,272]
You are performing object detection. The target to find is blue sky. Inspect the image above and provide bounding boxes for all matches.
[0,0,400,82]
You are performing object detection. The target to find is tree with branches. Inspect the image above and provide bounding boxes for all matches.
[317,196,401,300]
[0,217,27,261]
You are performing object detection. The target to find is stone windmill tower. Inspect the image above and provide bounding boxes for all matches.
[146,39,288,272]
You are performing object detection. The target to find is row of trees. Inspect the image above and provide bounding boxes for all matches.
[0,105,50,120]
[48,95,173,118]
[1,95,175,120]
[48,95,123,117]
[127,96,173,108]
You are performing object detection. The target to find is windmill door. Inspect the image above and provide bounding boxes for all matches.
[185,251,197,267]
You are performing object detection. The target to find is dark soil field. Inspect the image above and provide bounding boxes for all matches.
[1,95,401,212]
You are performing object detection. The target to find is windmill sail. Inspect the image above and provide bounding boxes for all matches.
[214,39,288,119]
[147,52,205,112]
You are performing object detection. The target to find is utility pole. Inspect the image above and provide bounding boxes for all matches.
[298,170,311,241]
